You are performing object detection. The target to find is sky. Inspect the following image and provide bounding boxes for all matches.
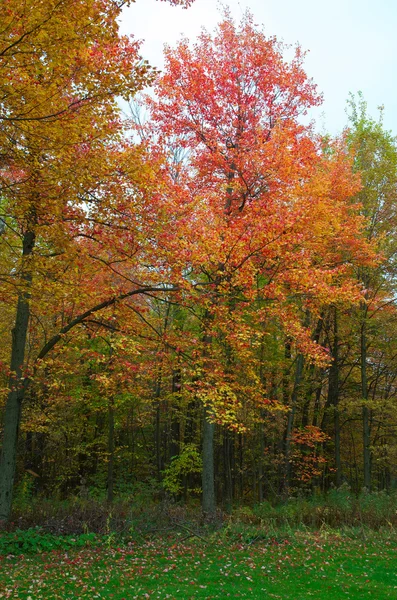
[120,0,397,136]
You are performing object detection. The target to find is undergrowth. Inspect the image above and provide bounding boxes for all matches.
[0,529,99,556]
[4,484,397,547]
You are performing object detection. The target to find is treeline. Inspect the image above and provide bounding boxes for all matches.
[1,1,397,524]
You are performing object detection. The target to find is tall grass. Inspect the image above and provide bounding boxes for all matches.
[234,485,397,529]
[8,483,397,537]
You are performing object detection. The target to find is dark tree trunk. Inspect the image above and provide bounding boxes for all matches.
[169,367,181,461]
[223,429,233,510]
[0,230,35,523]
[202,406,216,517]
[258,413,265,502]
[328,307,341,486]
[107,399,115,504]
[301,316,323,428]
[238,432,243,500]
[312,379,324,428]
[154,367,163,480]
[284,352,304,496]
[361,304,371,489]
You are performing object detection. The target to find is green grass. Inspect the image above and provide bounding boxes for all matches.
[1,532,397,598]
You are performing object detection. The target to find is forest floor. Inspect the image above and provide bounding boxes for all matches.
[1,530,397,599]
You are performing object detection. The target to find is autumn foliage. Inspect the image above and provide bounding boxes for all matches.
[0,4,396,524]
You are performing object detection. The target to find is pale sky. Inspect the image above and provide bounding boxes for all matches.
[120,0,397,136]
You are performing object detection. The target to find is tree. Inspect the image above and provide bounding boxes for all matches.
[0,0,193,523]
[146,12,373,514]
[345,94,397,489]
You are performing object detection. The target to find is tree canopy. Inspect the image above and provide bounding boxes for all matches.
[1,4,397,524]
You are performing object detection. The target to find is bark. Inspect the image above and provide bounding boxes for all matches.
[283,352,304,495]
[201,315,216,518]
[327,307,341,486]
[169,368,181,461]
[202,406,216,516]
[257,339,267,502]
[258,417,265,502]
[311,382,323,428]
[223,429,233,510]
[107,399,115,504]
[0,230,35,522]
[238,432,243,500]
[301,317,323,428]
[154,368,162,480]
[361,303,371,489]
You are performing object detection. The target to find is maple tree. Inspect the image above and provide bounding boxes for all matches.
[145,12,374,514]
[2,4,397,524]
[0,0,194,522]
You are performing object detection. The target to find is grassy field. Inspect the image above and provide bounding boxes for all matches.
[1,531,397,599]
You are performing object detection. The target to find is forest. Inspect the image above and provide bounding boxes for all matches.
[1,0,397,538]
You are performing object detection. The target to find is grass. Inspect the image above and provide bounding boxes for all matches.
[11,486,397,537]
[1,530,397,598]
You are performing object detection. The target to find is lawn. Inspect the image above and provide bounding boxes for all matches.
[1,531,397,599]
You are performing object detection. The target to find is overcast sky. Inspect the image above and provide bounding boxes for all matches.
[120,0,397,136]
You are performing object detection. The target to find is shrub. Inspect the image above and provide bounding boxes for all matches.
[162,444,202,496]
[0,528,98,556]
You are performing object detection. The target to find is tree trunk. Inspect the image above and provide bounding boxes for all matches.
[238,432,243,500]
[283,351,304,496]
[258,413,265,502]
[202,406,216,517]
[223,429,233,510]
[0,230,35,522]
[328,307,341,486]
[301,316,323,428]
[107,399,115,504]
[169,367,181,461]
[154,367,163,480]
[200,153,236,517]
[361,303,371,489]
